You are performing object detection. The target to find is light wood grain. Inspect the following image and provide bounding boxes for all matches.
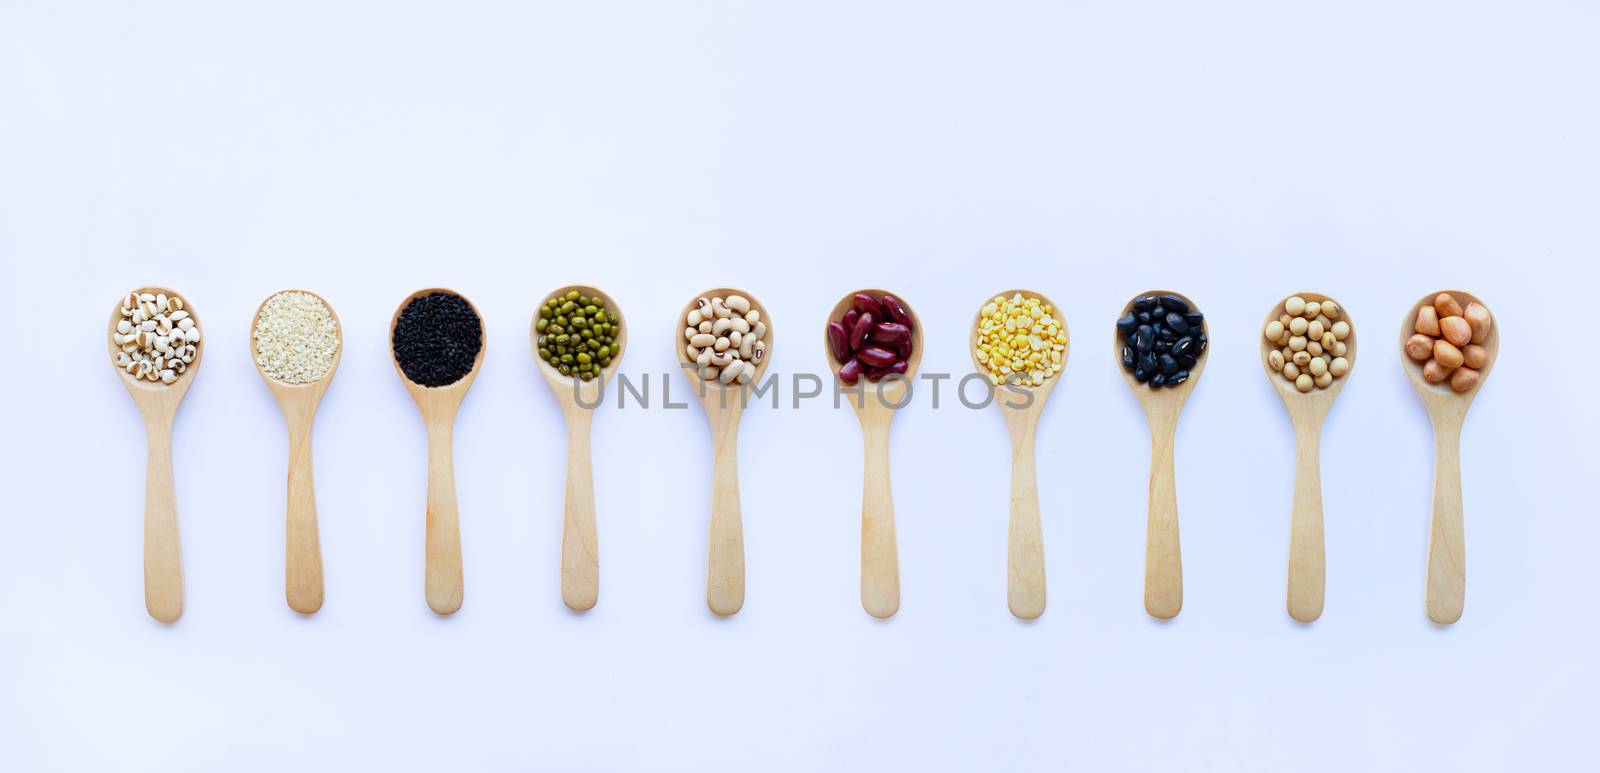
[1115,290,1207,620]
[971,290,1069,620]
[250,290,341,615]
[109,286,202,623]
[1400,289,1498,624]
[825,290,924,619]
[1260,292,1357,623]
[676,288,775,616]
[390,288,485,616]
[532,284,628,612]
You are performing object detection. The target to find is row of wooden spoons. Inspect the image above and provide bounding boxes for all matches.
[110,286,1495,625]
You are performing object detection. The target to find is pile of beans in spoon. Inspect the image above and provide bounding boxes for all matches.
[827,292,914,384]
[1117,293,1206,388]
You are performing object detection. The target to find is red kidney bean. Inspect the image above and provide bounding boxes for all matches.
[838,357,863,385]
[850,311,875,349]
[826,321,851,362]
[895,340,913,360]
[885,359,908,376]
[857,345,897,368]
[842,308,859,336]
[870,322,910,344]
[880,294,912,327]
[853,293,884,317]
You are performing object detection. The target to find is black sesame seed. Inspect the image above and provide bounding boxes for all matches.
[393,291,483,387]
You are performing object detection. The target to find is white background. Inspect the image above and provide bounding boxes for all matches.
[2,1,1596,770]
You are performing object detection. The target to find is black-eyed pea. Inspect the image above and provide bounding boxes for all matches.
[698,320,713,334]
[714,336,731,352]
[719,359,745,384]
[690,333,716,348]
[726,295,751,314]
[1289,317,1309,336]
[712,318,733,336]
[729,330,743,348]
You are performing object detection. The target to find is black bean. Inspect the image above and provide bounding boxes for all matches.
[1160,294,1190,315]
[1134,325,1154,352]
[1165,313,1189,335]
[1150,373,1166,387]
[392,291,483,387]
[1170,370,1189,386]
[1134,366,1150,383]
[1185,311,1204,329]
[1138,351,1157,374]
[1117,313,1139,341]
[1133,295,1157,312]
[1158,354,1178,375]
[1172,336,1195,359]
[1151,304,1165,319]
[1137,311,1152,325]
[1121,345,1135,369]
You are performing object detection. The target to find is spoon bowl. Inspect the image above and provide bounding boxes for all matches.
[390,287,486,615]
[1114,290,1206,619]
[675,287,774,616]
[1259,292,1356,622]
[108,286,203,622]
[1400,290,1498,624]
[250,290,342,614]
[970,289,1070,619]
[826,289,923,618]
[532,284,628,611]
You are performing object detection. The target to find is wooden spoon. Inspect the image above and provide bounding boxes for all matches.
[1259,292,1357,623]
[825,290,924,619]
[250,290,342,614]
[675,288,775,616]
[1115,290,1208,620]
[970,290,1070,620]
[531,285,628,612]
[1400,290,1498,624]
[389,288,486,615]
[109,287,203,623]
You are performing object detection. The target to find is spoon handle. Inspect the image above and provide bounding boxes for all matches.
[284,419,324,614]
[143,418,183,623]
[706,408,744,616]
[859,417,899,619]
[1145,425,1183,619]
[424,421,464,615]
[561,410,599,611]
[1007,417,1046,619]
[1287,423,1325,622]
[1426,416,1466,624]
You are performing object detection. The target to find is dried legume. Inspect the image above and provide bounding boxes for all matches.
[975,293,1066,386]
[1406,292,1491,393]
[1264,295,1350,392]
[1117,293,1204,388]
[537,290,621,381]
[828,292,914,384]
[684,294,767,384]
